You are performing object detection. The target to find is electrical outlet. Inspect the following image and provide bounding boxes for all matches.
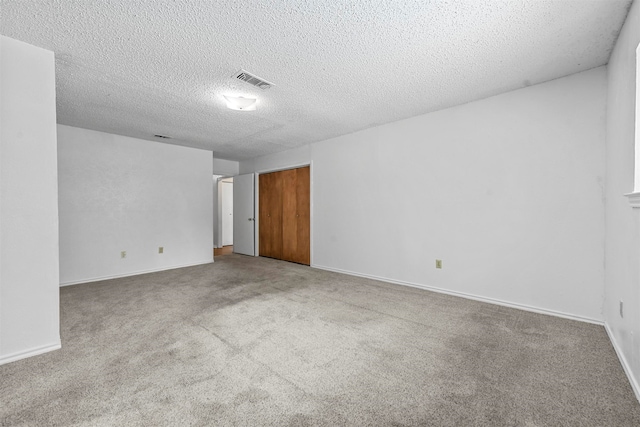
[121,251,126,259]
[158,246,164,254]
[620,300,624,318]
[436,259,442,269]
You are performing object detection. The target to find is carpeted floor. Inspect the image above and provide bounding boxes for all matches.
[1,254,639,426]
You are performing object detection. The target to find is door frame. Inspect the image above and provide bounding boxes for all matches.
[254,162,313,265]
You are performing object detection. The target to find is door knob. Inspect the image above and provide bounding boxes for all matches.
[248,218,254,221]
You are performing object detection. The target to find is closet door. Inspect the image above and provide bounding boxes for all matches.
[294,166,310,265]
[258,171,282,259]
[259,166,310,265]
[281,168,299,263]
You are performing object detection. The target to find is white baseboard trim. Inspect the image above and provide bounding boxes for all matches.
[60,259,214,287]
[604,323,640,403]
[0,341,61,366]
[312,264,603,325]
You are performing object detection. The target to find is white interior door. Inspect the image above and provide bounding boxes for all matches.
[233,173,255,256]
[221,181,233,246]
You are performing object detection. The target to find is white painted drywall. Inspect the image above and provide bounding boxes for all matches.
[213,158,239,176]
[604,0,640,399]
[57,125,213,285]
[241,67,607,322]
[240,145,311,174]
[0,36,60,364]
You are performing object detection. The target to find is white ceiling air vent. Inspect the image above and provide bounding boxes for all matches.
[233,69,274,90]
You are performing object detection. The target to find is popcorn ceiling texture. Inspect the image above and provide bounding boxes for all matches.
[0,0,632,161]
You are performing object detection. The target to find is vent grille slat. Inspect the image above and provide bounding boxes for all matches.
[233,69,274,90]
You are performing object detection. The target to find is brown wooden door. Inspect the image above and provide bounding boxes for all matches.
[294,166,310,265]
[259,166,310,265]
[281,168,298,263]
[258,171,282,259]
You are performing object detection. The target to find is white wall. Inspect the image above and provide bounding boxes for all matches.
[240,145,311,174]
[0,36,60,364]
[242,67,607,322]
[58,125,213,285]
[213,158,239,176]
[604,0,640,400]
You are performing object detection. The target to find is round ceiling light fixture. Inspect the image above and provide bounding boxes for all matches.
[223,95,257,111]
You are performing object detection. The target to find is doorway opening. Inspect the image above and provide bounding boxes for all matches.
[213,175,234,256]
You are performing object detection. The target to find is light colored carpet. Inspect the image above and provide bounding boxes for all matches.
[1,254,639,426]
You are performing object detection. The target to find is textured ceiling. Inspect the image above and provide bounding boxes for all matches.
[0,0,632,161]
